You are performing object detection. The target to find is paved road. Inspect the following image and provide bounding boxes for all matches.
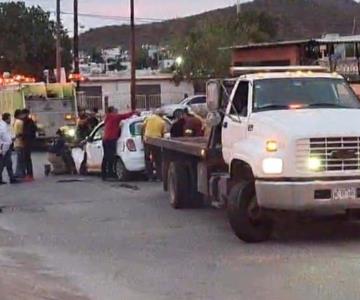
[1,153,360,299]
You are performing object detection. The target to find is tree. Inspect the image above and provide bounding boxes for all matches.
[0,2,72,80]
[136,48,150,69]
[172,10,278,78]
[91,48,104,64]
[107,58,126,71]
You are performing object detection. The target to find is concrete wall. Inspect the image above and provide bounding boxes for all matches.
[82,79,194,111]
[232,45,301,66]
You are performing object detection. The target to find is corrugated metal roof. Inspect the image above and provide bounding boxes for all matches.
[224,35,360,51]
[315,35,360,44]
[222,39,312,50]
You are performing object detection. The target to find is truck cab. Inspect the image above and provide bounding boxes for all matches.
[207,66,360,240]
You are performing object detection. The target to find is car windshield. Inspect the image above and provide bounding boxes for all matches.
[253,78,360,111]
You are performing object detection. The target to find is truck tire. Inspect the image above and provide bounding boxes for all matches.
[168,162,190,209]
[115,157,131,181]
[228,182,273,243]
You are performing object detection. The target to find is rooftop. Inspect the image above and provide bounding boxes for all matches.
[225,34,360,51]
[85,70,175,82]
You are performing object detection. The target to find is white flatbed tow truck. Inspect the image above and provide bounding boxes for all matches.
[147,66,360,243]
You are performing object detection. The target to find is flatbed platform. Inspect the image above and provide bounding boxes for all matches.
[146,137,209,158]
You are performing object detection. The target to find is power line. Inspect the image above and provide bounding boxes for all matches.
[48,10,165,23]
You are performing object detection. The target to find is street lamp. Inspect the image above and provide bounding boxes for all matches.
[175,56,184,67]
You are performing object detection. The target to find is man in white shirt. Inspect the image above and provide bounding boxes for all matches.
[0,113,18,184]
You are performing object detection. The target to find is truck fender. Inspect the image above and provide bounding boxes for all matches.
[230,159,255,181]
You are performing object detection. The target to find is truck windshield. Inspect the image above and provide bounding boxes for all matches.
[253,78,360,111]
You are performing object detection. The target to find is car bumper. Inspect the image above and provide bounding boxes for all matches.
[256,179,360,211]
[122,152,145,172]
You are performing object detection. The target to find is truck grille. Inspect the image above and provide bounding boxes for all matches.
[296,137,360,172]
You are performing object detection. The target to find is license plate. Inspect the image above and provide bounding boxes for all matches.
[332,187,357,201]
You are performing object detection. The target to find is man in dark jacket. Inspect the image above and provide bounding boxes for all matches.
[170,110,185,138]
[183,108,204,137]
[22,109,37,181]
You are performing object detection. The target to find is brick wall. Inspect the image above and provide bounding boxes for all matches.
[232,45,301,66]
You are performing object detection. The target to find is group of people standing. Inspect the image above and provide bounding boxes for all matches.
[142,107,204,180]
[0,104,205,184]
[0,109,37,184]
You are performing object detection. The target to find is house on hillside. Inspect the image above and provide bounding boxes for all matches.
[78,70,194,112]
[226,34,360,81]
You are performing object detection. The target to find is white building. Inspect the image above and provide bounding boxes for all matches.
[159,59,175,70]
[102,47,122,62]
[80,70,194,112]
[80,63,105,76]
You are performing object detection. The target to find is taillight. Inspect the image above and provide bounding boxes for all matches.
[65,113,74,121]
[126,139,137,152]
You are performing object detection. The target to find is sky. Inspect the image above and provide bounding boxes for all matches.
[9,0,246,33]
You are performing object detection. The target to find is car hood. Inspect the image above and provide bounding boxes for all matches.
[251,109,360,138]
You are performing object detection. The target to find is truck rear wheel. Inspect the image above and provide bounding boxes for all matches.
[228,182,273,243]
[168,162,190,209]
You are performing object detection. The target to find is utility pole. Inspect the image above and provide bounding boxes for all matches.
[56,0,61,83]
[130,0,136,111]
[352,17,357,35]
[236,0,241,15]
[74,0,80,90]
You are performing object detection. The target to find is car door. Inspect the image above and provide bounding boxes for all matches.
[222,80,251,162]
[86,124,104,171]
[188,96,206,116]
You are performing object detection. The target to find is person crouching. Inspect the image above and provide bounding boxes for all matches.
[48,129,76,175]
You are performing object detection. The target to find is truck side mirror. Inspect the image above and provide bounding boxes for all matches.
[206,80,221,112]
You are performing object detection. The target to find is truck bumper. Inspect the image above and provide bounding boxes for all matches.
[256,179,360,211]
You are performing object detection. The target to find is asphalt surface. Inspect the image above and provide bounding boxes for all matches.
[1,153,360,299]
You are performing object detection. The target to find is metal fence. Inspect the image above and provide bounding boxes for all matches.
[135,94,161,110]
[77,92,103,111]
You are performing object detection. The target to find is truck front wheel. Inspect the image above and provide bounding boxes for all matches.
[168,162,190,209]
[228,182,273,243]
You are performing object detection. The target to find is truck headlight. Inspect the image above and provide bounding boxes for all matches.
[262,158,283,174]
[308,157,322,171]
[266,140,278,152]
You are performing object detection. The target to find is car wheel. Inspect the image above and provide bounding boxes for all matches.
[228,182,273,243]
[115,157,131,181]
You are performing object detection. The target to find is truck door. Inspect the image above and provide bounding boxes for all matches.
[222,80,251,163]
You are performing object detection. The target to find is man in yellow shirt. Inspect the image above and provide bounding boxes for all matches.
[13,109,25,178]
[142,109,166,180]
[143,110,166,141]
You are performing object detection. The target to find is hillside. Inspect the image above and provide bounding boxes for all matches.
[79,0,360,51]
